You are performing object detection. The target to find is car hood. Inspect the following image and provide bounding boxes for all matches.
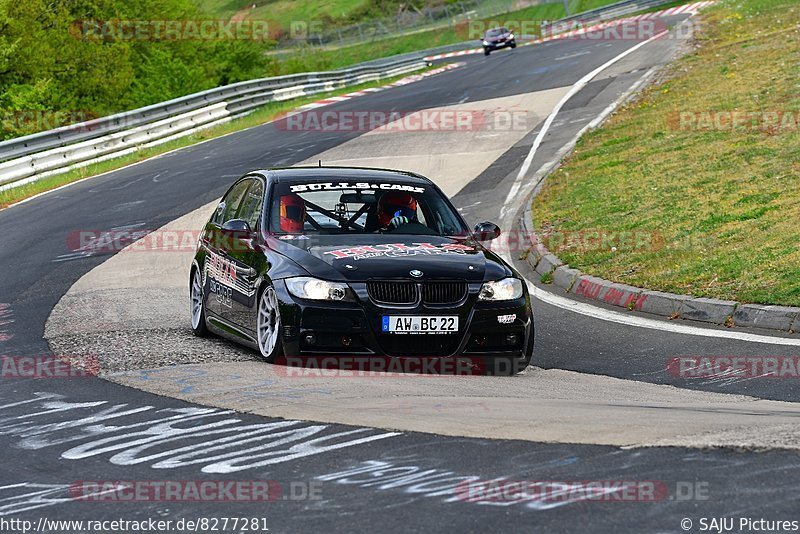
[268,234,511,282]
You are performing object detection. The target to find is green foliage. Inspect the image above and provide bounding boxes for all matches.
[0,0,273,139]
[0,0,622,139]
[531,0,800,306]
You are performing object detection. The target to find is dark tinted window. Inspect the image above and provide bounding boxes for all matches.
[214,179,252,225]
[268,180,468,236]
[238,179,264,231]
[485,28,507,37]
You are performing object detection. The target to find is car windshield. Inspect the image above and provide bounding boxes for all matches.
[268,180,468,236]
[486,28,507,37]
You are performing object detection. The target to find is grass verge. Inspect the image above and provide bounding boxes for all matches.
[531,0,800,306]
[0,66,439,209]
[275,0,620,71]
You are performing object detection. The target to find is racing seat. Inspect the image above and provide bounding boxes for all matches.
[364,207,380,232]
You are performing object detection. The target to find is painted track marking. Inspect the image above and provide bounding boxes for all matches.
[486,14,800,346]
[529,281,800,346]
[499,28,669,221]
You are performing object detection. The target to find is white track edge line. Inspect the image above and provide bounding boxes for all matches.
[499,28,670,220]
[530,281,800,346]
[494,15,800,346]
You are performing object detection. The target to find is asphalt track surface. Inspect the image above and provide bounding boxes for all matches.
[1,12,799,533]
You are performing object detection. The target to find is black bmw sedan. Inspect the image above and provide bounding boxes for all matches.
[190,167,533,374]
[482,27,517,55]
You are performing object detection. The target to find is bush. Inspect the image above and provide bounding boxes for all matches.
[0,0,273,139]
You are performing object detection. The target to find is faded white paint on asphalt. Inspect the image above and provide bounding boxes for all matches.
[104,361,800,450]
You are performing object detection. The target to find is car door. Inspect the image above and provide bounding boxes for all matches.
[225,177,266,332]
[204,178,253,320]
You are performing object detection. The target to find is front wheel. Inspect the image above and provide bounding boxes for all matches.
[257,285,284,363]
[190,267,210,337]
[484,48,491,56]
[509,41,516,49]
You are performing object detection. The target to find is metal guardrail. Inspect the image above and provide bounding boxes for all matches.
[420,0,678,56]
[0,0,682,190]
[558,0,674,25]
[0,56,427,189]
[271,0,551,51]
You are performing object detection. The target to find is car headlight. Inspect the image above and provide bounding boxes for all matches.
[478,278,523,301]
[286,277,352,301]
[483,40,490,46]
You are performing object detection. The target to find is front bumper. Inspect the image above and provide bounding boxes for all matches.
[485,39,515,50]
[274,280,533,361]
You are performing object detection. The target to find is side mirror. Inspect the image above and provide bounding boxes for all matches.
[473,221,501,241]
[221,218,253,237]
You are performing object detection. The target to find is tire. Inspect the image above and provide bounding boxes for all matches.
[256,285,284,363]
[484,47,490,56]
[510,41,516,49]
[190,267,210,337]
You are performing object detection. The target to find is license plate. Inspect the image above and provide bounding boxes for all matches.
[382,316,458,334]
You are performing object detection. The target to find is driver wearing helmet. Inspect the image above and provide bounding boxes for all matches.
[279,193,306,233]
[378,191,428,233]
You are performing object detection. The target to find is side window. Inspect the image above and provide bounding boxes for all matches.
[238,180,264,231]
[214,179,252,226]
